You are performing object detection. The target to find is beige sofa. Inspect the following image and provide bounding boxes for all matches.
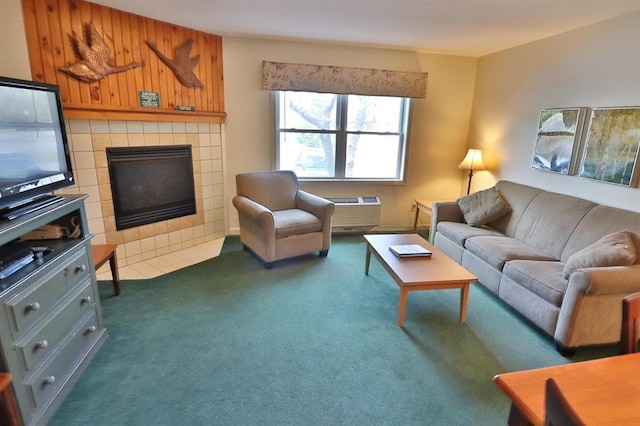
[431,180,640,355]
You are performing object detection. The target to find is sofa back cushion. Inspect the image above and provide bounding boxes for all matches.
[562,205,640,263]
[490,181,544,237]
[515,192,597,260]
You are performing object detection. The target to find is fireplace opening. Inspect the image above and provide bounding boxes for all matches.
[106,145,196,230]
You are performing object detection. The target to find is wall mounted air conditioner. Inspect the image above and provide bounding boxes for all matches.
[326,196,381,233]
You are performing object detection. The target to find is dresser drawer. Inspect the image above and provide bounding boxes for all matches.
[16,279,95,373]
[6,248,91,334]
[24,309,101,409]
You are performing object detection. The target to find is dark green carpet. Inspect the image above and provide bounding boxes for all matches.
[49,235,617,425]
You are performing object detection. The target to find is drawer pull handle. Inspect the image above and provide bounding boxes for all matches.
[76,264,87,273]
[36,340,49,350]
[87,325,97,333]
[44,376,56,385]
[81,296,92,304]
[28,302,41,312]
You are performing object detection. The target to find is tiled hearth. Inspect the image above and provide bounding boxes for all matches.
[95,237,225,280]
[58,119,226,272]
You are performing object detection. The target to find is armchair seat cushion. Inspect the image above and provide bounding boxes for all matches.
[274,209,322,238]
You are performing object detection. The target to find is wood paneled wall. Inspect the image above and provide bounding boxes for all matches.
[21,0,225,122]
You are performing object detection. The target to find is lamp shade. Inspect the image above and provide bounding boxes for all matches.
[458,149,486,171]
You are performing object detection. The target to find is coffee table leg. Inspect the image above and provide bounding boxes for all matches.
[365,244,372,275]
[398,287,408,326]
[459,283,470,324]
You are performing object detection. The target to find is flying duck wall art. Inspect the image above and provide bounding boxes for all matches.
[145,38,205,89]
[60,21,144,83]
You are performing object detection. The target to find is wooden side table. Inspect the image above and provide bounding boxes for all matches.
[413,199,436,233]
[91,244,120,296]
[0,373,22,426]
[494,352,640,425]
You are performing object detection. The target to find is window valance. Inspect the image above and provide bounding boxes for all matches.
[261,61,428,98]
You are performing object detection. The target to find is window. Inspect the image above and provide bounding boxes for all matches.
[275,91,410,181]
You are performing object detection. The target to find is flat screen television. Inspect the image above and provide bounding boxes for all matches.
[0,76,74,219]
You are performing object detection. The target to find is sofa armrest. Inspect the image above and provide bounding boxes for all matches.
[567,264,640,296]
[555,264,640,348]
[296,190,336,224]
[430,201,463,243]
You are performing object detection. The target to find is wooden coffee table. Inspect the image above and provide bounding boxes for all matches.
[364,233,477,326]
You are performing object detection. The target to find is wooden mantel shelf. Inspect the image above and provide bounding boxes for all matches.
[63,103,227,123]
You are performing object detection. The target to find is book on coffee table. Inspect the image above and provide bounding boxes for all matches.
[389,244,432,258]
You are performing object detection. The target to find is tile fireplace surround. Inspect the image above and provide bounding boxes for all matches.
[57,119,226,269]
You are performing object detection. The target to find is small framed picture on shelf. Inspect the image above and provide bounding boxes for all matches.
[579,106,640,187]
[531,107,587,175]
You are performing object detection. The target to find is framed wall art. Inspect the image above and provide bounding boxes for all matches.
[579,107,640,187]
[532,107,586,175]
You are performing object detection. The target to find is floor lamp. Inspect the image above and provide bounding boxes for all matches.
[458,149,486,195]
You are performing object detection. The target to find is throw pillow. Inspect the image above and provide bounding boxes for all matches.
[562,231,637,279]
[456,187,512,227]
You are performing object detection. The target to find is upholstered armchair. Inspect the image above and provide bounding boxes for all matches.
[232,170,335,268]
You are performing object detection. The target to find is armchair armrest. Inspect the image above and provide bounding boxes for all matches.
[296,190,335,223]
[232,195,275,229]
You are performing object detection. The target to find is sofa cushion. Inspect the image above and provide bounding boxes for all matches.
[562,231,637,279]
[465,235,556,271]
[456,187,512,227]
[562,205,640,263]
[514,192,596,260]
[503,260,567,306]
[436,221,505,246]
[491,181,544,237]
[273,209,322,238]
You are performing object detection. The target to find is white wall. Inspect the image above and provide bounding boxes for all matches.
[222,37,477,233]
[1,0,30,78]
[468,12,640,212]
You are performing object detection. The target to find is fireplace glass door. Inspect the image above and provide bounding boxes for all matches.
[106,145,196,230]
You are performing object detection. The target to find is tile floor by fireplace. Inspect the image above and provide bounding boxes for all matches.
[95,237,226,280]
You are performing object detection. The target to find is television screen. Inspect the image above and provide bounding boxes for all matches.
[0,77,74,216]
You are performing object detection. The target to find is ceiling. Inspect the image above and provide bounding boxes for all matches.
[90,0,640,56]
